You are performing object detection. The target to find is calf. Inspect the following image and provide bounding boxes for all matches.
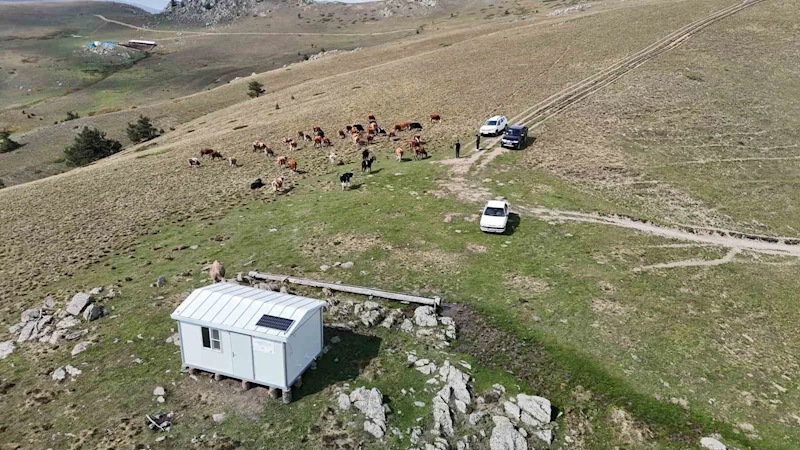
[276,156,288,168]
[394,148,404,162]
[409,122,423,131]
[228,157,237,168]
[289,141,298,150]
[313,136,323,148]
[328,152,336,165]
[188,157,201,168]
[414,146,428,160]
[250,178,265,190]
[429,114,441,122]
[338,130,347,139]
[362,149,370,161]
[272,176,285,192]
[199,148,214,158]
[361,156,376,174]
[210,151,224,160]
[297,131,306,140]
[322,137,332,147]
[263,145,274,157]
[339,172,354,191]
[288,159,297,171]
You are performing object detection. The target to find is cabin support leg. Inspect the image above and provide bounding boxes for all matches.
[241,380,251,390]
[214,373,223,381]
[294,376,302,388]
[268,387,280,399]
[282,388,292,404]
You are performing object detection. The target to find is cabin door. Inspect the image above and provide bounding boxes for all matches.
[230,332,254,380]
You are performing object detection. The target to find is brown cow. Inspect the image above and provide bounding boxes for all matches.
[394,148,404,162]
[199,148,214,158]
[272,177,285,192]
[394,121,411,131]
[338,130,346,139]
[253,140,267,152]
[288,159,297,171]
[228,157,237,168]
[276,156,288,168]
[368,122,378,133]
[210,151,224,160]
[297,131,306,140]
[414,146,427,160]
[322,137,332,147]
[312,136,323,148]
[289,141,298,150]
[429,114,441,122]
[365,134,374,144]
[263,145,274,157]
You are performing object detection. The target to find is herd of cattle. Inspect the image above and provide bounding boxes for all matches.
[187,114,442,192]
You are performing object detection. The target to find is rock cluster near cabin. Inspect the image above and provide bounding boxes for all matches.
[3,287,119,358]
[336,386,389,439]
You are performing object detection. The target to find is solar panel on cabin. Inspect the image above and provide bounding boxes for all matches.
[255,315,294,331]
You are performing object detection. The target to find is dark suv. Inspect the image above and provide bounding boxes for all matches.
[500,125,528,150]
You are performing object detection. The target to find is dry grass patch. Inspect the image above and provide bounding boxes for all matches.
[503,273,551,295]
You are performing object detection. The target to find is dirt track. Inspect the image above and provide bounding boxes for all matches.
[443,0,770,172]
[93,14,418,37]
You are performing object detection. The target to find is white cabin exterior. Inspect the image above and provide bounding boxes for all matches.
[171,283,325,390]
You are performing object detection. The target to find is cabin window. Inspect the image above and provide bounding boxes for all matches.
[201,327,222,351]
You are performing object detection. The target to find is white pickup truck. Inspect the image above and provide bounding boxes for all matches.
[479,200,510,233]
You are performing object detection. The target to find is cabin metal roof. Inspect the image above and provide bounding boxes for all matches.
[170,283,325,342]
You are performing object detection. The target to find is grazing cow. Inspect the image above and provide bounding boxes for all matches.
[304,134,312,142]
[376,127,387,135]
[199,148,214,158]
[389,131,398,140]
[263,145,274,157]
[365,134,374,144]
[340,172,354,191]
[210,151,224,160]
[414,146,428,160]
[408,139,420,149]
[253,140,267,152]
[345,125,353,132]
[209,260,225,283]
[313,136,323,148]
[368,122,378,133]
[429,114,441,122]
[322,137,332,147]
[353,124,364,133]
[312,126,321,133]
[228,157,237,168]
[368,114,376,122]
[251,178,265,189]
[315,129,325,138]
[361,156,376,174]
[288,159,297,171]
[328,152,336,165]
[272,176,285,192]
[188,157,201,168]
[338,130,347,139]
[281,137,292,144]
[394,148,404,162]
[409,122,423,131]
[289,141,298,150]
[276,156,288,168]
[362,149,370,160]
[298,131,306,140]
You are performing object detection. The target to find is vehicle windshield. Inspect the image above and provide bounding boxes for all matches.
[505,128,521,136]
[486,120,497,126]
[484,207,506,217]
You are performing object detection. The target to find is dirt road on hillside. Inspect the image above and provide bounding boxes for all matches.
[442,0,770,173]
[94,14,417,37]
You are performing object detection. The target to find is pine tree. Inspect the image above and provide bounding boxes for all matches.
[126,115,159,143]
[65,111,80,121]
[247,80,265,98]
[64,127,122,166]
[0,130,22,153]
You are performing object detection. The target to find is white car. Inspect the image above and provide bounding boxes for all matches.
[479,115,508,136]
[480,200,510,233]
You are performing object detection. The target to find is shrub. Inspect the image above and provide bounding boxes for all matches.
[0,179,5,189]
[0,130,22,153]
[65,111,80,121]
[247,80,265,98]
[64,127,122,166]
[126,115,159,143]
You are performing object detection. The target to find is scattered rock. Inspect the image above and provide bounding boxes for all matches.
[401,319,414,333]
[155,276,166,288]
[469,410,488,426]
[0,341,14,359]
[490,416,528,450]
[330,336,341,344]
[56,316,81,329]
[700,437,727,450]
[337,393,351,411]
[516,394,551,426]
[71,341,91,356]
[432,386,454,436]
[350,387,387,439]
[65,365,82,377]
[165,333,181,346]
[212,413,226,424]
[52,367,67,382]
[16,322,37,342]
[341,261,354,269]
[89,286,104,295]
[42,296,56,309]
[153,386,166,397]
[66,293,92,316]
[21,308,41,322]
[82,303,105,321]
[320,265,331,272]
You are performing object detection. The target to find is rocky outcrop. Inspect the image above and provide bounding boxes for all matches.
[490,416,528,450]
[701,437,727,450]
[348,387,388,438]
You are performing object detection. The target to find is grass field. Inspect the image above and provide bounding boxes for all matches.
[1,0,799,448]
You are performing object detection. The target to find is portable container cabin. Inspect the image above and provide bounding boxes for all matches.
[171,283,325,395]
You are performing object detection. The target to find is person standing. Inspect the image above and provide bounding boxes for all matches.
[475,134,481,151]
[454,139,461,158]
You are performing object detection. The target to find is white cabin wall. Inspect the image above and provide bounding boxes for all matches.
[285,310,323,385]
[180,322,232,374]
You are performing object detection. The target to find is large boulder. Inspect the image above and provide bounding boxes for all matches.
[350,387,386,438]
[20,308,41,323]
[432,386,454,436]
[66,293,93,316]
[439,362,471,413]
[700,437,727,450]
[516,394,551,426]
[16,322,37,342]
[0,341,14,360]
[414,306,438,327]
[490,416,528,450]
[56,316,81,329]
[82,303,105,321]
